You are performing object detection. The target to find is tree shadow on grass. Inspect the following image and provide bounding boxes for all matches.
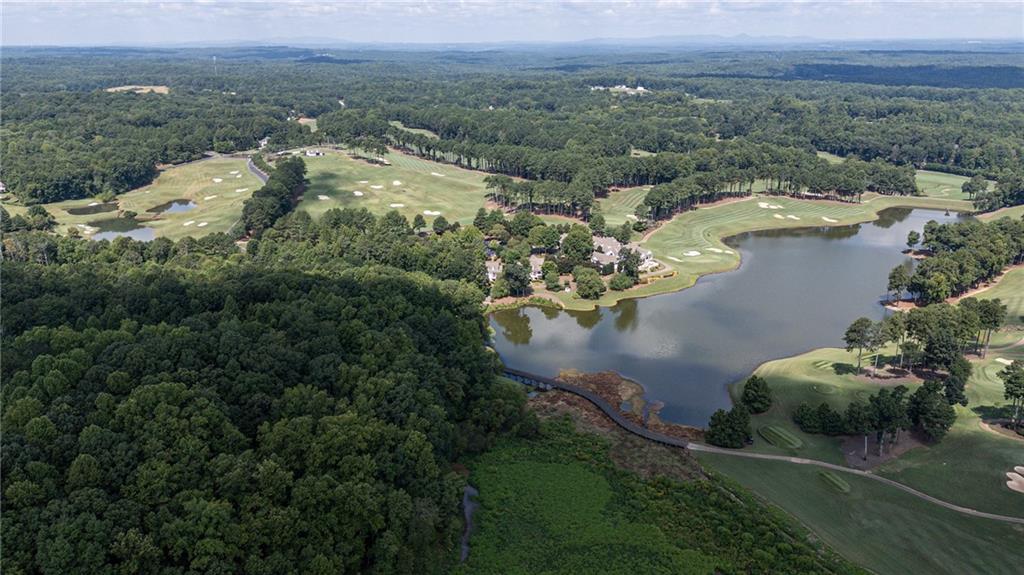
[831,363,859,376]
[972,404,1014,421]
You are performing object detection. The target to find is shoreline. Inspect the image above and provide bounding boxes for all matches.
[496,193,974,312]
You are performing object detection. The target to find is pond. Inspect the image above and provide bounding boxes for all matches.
[146,199,197,214]
[66,202,118,216]
[88,218,156,242]
[489,208,966,427]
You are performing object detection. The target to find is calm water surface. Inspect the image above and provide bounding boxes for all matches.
[490,208,964,426]
[89,218,156,242]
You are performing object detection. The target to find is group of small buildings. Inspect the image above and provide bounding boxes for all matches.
[485,234,657,285]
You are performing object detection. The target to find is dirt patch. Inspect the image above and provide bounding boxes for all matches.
[980,420,1024,443]
[841,432,925,470]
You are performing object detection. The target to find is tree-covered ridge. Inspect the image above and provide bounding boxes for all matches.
[1,262,534,574]
[3,49,1022,209]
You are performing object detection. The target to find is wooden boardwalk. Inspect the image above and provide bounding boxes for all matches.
[502,367,1024,525]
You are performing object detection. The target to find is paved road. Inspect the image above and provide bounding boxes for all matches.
[247,157,269,184]
[503,367,1024,525]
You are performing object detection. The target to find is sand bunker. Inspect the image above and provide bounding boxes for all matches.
[370,185,384,190]
[183,221,195,226]
[773,214,785,219]
[725,250,735,255]
[667,256,684,262]
[423,210,442,216]
[235,188,248,193]
[1007,471,1024,494]
[760,202,783,209]
[389,203,405,208]
[229,170,239,175]
[88,201,100,207]
[626,214,638,220]
[212,178,223,183]
[683,250,701,257]
[822,217,839,223]
[786,215,801,220]
[392,180,402,186]
[204,195,217,200]
[358,180,369,184]
[352,191,364,196]
[995,358,1014,366]
[707,247,723,253]
[317,195,330,201]
[235,174,242,178]
[430,172,445,177]
[197,222,208,227]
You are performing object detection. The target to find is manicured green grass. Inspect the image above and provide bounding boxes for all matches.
[759,425,804,450]
[697,453,1024,575]
[913,169,989,201]
[297,149,491,224]
[38,157,260,241]
[389,120,440,139]
[816,151,846,164]
[817,471,851,494]
[979,203,1024,223]
[597,185,650,227]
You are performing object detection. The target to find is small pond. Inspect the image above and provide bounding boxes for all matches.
[490,208,967,427]
[147,199,197,215]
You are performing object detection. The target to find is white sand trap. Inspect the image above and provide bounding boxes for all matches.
[1016,466,1024,475]
[725,250,735,255]
[197,222,208,227]
[229,170,239,175]
[667,256,684,262]
[358,180,369,184]
[786,215,801,220]
[707,247,724,253]
[204,195,218,200]
[317,195,330,201]
[236,174,242,178]
[370,185,384,190]
[430,172,445,177]
[145,191,151,194]
[183,221,195,226]
[1007,472,1024,494]
[773,214,785,219]
[683,251,701,257]
[995,358,1014,366]
[389,203,406,208]
[769,204,783,209]
[235,188,248,193]
[423,210,442,216]
[392,180,402,186]
[88,201,100,207]
[822,217,839,223]
[352,191,364,196]
[757,202,771,208]
[626,214,638,220]
[212,178,223,183]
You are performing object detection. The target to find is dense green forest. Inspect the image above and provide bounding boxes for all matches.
[3,47,1022,214]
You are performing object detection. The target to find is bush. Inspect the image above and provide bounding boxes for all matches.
[573,266,606,300]
[608,273,635,291]
[740,375,772,413]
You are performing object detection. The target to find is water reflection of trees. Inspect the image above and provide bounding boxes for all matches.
[612,299,638,333]
[873,207,913,228]
[567,308,602,330]
[492,308,533,345]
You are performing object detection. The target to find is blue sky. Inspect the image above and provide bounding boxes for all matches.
[3,1,1021,46]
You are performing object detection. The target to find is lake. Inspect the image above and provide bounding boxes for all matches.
[489,208,965,427]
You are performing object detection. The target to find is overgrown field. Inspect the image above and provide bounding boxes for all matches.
[455,418,860,575]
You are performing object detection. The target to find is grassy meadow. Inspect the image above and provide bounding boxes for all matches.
[297,149,492,224]
[21,157,260,241]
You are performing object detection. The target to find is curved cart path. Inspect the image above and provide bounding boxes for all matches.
[503,367,1024,525]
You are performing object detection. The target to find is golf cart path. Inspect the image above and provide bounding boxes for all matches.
[503,367,1024,525]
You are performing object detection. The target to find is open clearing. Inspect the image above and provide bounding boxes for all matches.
[388,120,440,139]
[104,85,170,94]
[296,148,491,223]
[297,117,318,132]
[42,157,260,241]
[914,169,990,201]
